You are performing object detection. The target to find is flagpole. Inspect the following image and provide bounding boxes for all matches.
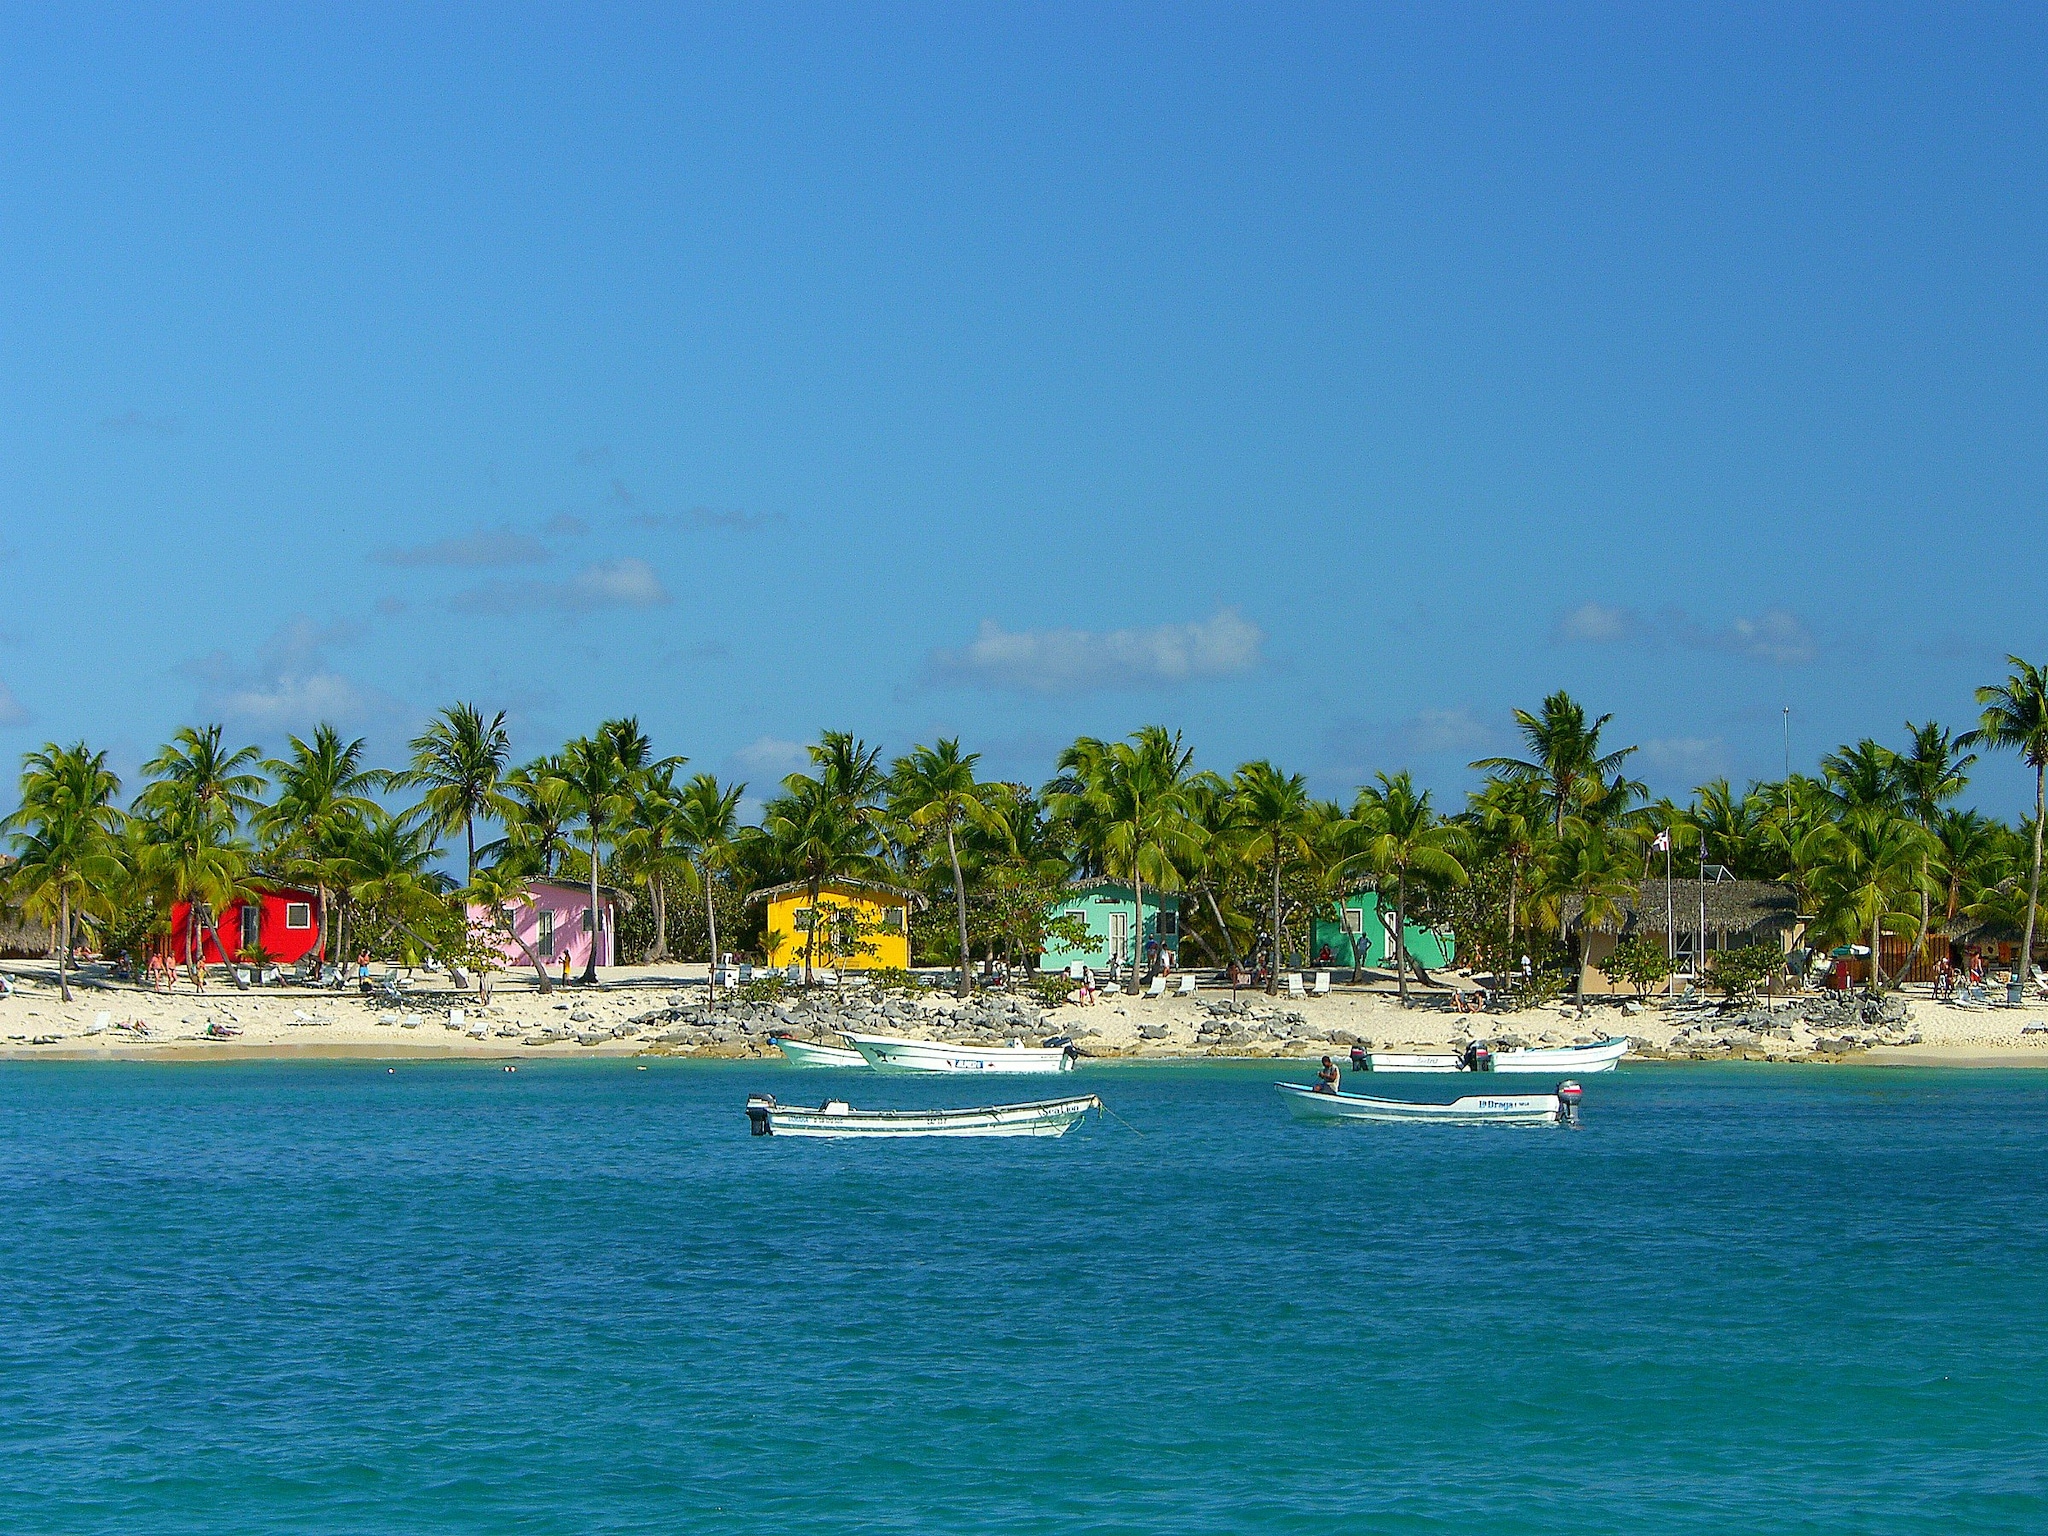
[1665,837,1674,998]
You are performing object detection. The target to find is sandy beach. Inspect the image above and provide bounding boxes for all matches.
[5,960,2046,1067]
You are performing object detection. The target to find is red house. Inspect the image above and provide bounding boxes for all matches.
[170,885,324,967]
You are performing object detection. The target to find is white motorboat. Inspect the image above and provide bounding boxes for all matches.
[1278,1080,1582,1126]
[745,1092,1102,1138]
[1358,1036,1629,1074]
[769,1034,869,1069]
[843,1032,1076,1074]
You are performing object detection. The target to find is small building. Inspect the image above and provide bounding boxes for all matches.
[467,878,622,972]
[1310,890,1456,973]
[748,878,924,973]
[171,884,324,967]
[1566,876,1802,994]
[1038,878,1180,973]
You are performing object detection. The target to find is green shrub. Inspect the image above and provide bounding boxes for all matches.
[736,975,786,1003]
[1028,973,1073,1008]
[862,966,921,994]
[1598,934,1675,997]
[1707,942,1783,999]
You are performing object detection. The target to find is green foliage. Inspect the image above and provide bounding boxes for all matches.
[860,966,921,993]
[735,974,785,1003]
[1027,972,1075,1008]
[1598,934,1675,997]
[1706,942,1785,999]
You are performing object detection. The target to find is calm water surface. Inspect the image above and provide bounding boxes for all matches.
[2,1059,2044,1533]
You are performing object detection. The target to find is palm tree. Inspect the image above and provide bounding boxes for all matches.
[486,756,576,877]
[1931,808,2000,923]
[1179,773,1247,971]
[1962,658,2048,988]
[1347,771,1466,1006]
[613,763,694,962]
[1468,779,1544,984]
[673,773,745,970]
[1890,722,1975,978]
[761,775,879,985]
[461,862,552,993]
[1537,825,1636,1004]
[137,725,266,827]
[558,726,640,982]
[889,739,1005,996]
[2,743,126,1001]
[1811,810,1934,993]
[1473,691,1640,837]
[1049,727,1200,993]
[135,799,253,984]
[344,813,453,960]
[260,724,381,965]
[1233,762,1317,995]
[389,703,513,880]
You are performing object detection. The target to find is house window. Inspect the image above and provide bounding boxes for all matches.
[284,903,312,931]
[1155,911,1178,939]
[1341,907,1365,937]
[794,908,816,932]
[881,907,905,931]
[538,911,556,959]
[240,906,261,950]
[581,909,594,933]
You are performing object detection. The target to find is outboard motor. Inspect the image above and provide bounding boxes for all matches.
[747,1093,776,1136]
[1555,1079,1583,1126]
[1463,1040,1494,1073]
[1349,1045,1368,1073]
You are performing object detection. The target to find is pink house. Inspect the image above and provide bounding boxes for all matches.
[467,878,622,973]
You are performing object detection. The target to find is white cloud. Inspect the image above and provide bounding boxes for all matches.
[373,526,551,568]
[452,558,671,615]
[0,677,28,726]
[184,617,404,736]
[731,737,810,775]
[1639,736,1728,779]
[928,608,1263,694]
[1554,602,1639,644]
[1554,602,1818,666]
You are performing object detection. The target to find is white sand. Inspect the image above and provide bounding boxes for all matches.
[3,960,2044,1065]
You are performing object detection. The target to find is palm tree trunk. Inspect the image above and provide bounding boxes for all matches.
[1870,907,1884,995]
[647,879,668,964]
[1204,888,1241,969]
[1130,866,1145,995]
[466,814,477,883]
[947,824,972,998]
[2024,761,2045,994]
[1394,873,1409,1007]
[703,861,720,974]
[804,874,820,986]
[58,890,72,1004]
[1266,837,1282,996]
[582,819,601,982]
[1506,866,1520,980]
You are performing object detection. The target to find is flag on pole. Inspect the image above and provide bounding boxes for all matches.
[1652,830,1671,852]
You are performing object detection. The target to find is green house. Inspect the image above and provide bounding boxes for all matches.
[1039,879,1180,973]
[1309,890,1456,972]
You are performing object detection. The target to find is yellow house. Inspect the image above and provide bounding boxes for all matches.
[749,878,925,972]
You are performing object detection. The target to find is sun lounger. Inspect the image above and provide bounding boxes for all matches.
[1146,976,1167,998]
[1286,973,1306,999]
[233,967,251,989]
[1176,974,1198,997]
[1311,971,1331,995]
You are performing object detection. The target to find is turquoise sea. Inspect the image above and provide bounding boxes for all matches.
[2,1058,2044,1533]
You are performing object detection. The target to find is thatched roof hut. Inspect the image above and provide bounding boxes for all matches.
[1564,878,1801,942]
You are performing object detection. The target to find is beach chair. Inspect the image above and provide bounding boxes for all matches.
[1311,971,1331,995]
[1286,972,1306,999]
[1068,963,1085,981]
[1176,974,1198,997]
[232,966,251,989]
[1145,976,1167,998]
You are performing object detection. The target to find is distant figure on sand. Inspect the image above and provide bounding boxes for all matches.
[1314,1055,1340,1094]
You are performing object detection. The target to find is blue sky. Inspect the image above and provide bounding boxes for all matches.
[2,5,2044,819]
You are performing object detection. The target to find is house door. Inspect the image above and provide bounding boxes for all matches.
[1108,911,1130,965]
[538,911,556,960]
[240,906,262,953]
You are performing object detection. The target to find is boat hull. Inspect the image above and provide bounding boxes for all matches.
[1277,1082,1565,1125]
[844,1032,1075,1074]
[1361,1037,1629,1074]
[747,1093,1101,1138]
[770,1035,869,1069]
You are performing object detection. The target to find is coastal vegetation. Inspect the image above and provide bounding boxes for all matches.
[8,657,2048,1003]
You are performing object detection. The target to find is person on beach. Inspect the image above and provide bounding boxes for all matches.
[1314,1055,1340,1094]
